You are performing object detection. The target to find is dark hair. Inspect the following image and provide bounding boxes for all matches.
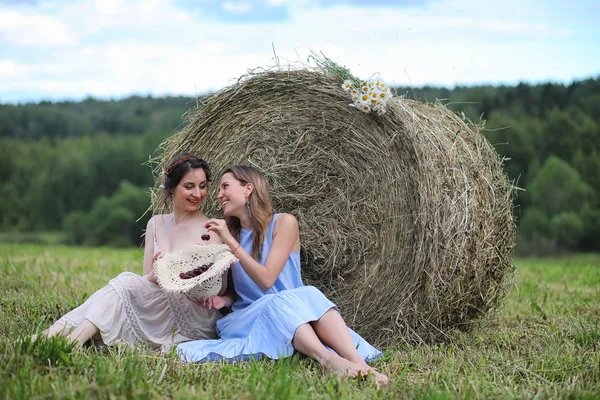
[224,165,272,261]
[160,153,211,210]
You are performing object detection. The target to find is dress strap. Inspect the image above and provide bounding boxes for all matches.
[152,217,159,253]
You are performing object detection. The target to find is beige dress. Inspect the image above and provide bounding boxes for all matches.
[49,232,222,348]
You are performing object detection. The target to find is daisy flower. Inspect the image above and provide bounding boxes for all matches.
[341,74,392,115]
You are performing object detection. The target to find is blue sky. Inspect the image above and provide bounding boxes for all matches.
[0,0,598,103]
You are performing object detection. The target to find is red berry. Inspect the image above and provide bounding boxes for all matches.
[201,234,210,241]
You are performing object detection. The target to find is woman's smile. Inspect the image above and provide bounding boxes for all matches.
[187,197,200,207]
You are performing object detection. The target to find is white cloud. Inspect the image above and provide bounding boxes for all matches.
[93,0,124,16]
[0,8,78,46]
[222,1,252,13]
[0,60,38,79]
[0,0,598,102]
[56,0,193,38]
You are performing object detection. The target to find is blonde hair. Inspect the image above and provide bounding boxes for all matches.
[224,166,272,261]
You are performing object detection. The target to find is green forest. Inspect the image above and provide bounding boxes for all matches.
[1,78,599,254]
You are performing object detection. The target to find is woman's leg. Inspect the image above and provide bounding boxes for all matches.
[66,319,99,347]
[292,323,367,378]
[311,309,389,385]
[41,319,98,347]
[310,309,363,362]
[43,322,71,337]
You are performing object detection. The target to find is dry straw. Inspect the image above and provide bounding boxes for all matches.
[151,62,516,347]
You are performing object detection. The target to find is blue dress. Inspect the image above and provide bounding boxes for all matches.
[177,214,382,363]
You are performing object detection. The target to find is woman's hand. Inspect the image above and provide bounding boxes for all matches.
[152,251,164,262]
[146,251,163,284]
[197,296,228,311]
[204,219,237,250]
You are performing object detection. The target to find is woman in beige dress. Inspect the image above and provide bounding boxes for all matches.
[43,153,224,348]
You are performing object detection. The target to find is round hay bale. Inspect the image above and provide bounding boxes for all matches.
[154,69,516,347]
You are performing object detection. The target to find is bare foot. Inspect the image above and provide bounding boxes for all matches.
[322,353,368,378]
[345,356,390,387]
[366,366,389,386]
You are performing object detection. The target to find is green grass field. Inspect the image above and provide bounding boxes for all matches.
[1,244,598,399]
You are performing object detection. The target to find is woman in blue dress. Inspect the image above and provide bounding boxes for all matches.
[177,165,389,385]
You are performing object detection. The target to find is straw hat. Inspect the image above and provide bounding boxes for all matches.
[153,243,238,301]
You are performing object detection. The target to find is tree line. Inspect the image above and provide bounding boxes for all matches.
[1,78,599,253]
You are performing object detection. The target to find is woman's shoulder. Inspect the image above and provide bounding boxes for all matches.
[193,210,210,222]
[273,213,299,231]
[149,214,170,228]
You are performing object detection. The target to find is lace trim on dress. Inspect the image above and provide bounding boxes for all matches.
[55,315,78,332]
[108,273,148,344]
[166,290,220,339]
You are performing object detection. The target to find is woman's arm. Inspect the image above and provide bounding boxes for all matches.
[142,217,158,283]
[206,213,299,291]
